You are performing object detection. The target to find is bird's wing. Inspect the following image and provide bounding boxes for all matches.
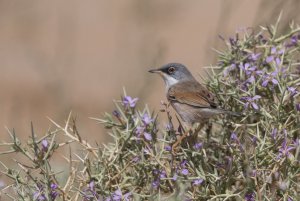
[167,81,217,108]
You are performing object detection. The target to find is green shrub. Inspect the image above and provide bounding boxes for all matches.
[1,16,299,201]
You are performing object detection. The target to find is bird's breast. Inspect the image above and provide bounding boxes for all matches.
[171,102,218,124]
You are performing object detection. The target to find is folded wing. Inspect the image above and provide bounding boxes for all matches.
[167,81,217,108]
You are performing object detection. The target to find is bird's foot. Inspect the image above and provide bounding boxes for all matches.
[171,130,190,156]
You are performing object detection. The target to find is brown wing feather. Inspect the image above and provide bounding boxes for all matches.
[168,81,217,108]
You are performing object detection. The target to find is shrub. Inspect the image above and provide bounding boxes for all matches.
[1,16,300,200]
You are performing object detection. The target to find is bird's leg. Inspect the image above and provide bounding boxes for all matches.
[206,121,212,142]
[172,129,190,155]
[189,123,204,144]
[171,123,204,155]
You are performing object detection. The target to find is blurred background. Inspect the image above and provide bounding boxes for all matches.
[0,0,300,145]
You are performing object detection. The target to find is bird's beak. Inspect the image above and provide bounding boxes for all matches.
[148,68,161,73]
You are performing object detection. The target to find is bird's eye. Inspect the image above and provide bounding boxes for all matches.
[168,67,175,74]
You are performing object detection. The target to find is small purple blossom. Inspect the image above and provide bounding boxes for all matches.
[192,178,204,186]
[123,96,138,108]
[142,113,153,125]
[172,174,178,181]
[266,47,284,63]
[33,184,46,201]
[160,170,167,179]
[41,139,48,152]
[241,95,261,110]
[249,52,261,61]
[296,103,300,111]
[223,63,236,76]
[193,142,203,150]
[135,126,144,137]
[164,145,171,151]
[180,159,188,168]
[275,57,281,66]
[143,132,152,141]
[286,35,299,47]
[271,128,277,140]
[152,180,160,189]
[132,156,140,163]
[277,139,295,159]
[245,192,255,201]
[110,189,131,201]
[112,110,121,118]
[165,123,173,131]
[287,86,298,97]
[242,64,263,83]
[230,132,238,141]
[50,183,59,199]
[266,55,274,63]
[262,70,279,87]
[181,168,189,175]
[112,189,122,201]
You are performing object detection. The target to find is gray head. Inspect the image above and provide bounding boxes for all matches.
[149,63,195,88]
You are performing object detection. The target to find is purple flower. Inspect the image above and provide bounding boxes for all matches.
[172,174,178,181]
[277,139,295,159]
[123,96,138,108]
[33,192,46,201]
[135,126,144,138]
[271,128,277,140]
[160,170,167,179]
[249,53,261,61]
[132,156,140,163]
[230,132,238,141]
[110,189,131,201]
[152,179,160,189]
[296,103,300,111]
[164,145,171,151]
[88,181,94,191]
[180,159,188,168]
[245,192,255,201]
[143,132,152,141]
[41,139,48,152]
[286,35,298,47]
[193,142,203,150]
[112,110,121,118]
[242,65,263,83]
[165,123,173,131]
[192,179,204,186]
[262,70,279,87]
[33,184,46,201]
[241,95,261,110]
[142,113,153,125]
[275,57,281,66]
[266,55,274,63]
[287,86,298,97]
[112,189,122,201]
[181,168,189,175]
[223,64,236,76]
[266,47,284,63]
[50,183,59,199]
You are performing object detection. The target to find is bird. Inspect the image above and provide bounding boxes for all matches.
[149,63,240,153]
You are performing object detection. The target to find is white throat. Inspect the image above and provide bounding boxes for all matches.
[161,74,179,89]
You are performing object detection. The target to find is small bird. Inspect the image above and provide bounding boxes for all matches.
[149,63,239,152]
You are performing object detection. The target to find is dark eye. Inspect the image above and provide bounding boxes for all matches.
[168,67,175,74]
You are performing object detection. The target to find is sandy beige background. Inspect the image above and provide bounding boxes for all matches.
[0,0,299,145]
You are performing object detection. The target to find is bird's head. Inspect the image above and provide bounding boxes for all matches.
[148,63,195,88]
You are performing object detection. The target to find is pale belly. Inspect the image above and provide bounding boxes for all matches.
[171,102,220,124]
